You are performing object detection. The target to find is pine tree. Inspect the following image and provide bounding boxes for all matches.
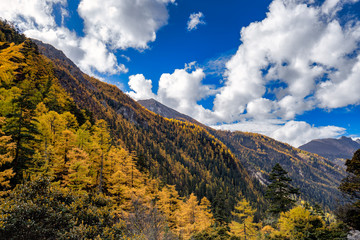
[5,79,40,182]
[213,188,229,224]
[265,163,299,215]
[338,149,360,230]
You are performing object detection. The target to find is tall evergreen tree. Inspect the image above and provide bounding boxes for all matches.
[265,163,299,215]
[5,79,40,182]
[338,149,360,230]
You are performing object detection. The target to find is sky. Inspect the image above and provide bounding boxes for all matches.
[1,0,360,147]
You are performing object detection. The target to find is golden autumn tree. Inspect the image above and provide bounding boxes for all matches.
[157,185,181,229]
[229,197,261,240]
[0,117,15,195]
[198,196,214,229]
[272,206,325,239]
[52,129,76,180]
[177,193,214,239]
[90,120,111,193]
[105,147,147,208]
[75,120,92,151]
[63,147,91,191]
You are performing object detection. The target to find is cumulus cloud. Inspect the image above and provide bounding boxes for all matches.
[0,0,174,75]
[187,12,206,31]
[127,63,219,123]
[205,0,360,145]
[271,121,346,147]
[127,74,156,100]
[128,0,360,146]
[213,120,346,147]
[213,0,360,124]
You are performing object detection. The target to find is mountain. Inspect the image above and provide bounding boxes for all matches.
[138,99,202,125]
[0,20,345,215]
[299,136,360,167]
[30,39,266,219]
[138,98,346,209]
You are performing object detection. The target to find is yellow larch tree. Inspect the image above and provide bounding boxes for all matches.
[90,119,111,193]
[229,197,261,240]
[0,117,15,195]
[63,147,91,191]
[176,194,214,239]
[157,185,181,230]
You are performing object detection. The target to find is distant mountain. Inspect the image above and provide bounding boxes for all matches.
[138,98,346,209]
[299,136,360,167]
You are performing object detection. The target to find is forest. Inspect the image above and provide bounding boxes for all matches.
[0,20,358,239]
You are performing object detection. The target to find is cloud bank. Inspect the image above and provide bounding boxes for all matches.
[0,0,175,75]
[128,0,360,146]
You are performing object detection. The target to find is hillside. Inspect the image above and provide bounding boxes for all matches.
[138,99,346,209]
[299,136,360,167]
[138,99,202,126]
[31,39,265,219]
[0,20,352,239]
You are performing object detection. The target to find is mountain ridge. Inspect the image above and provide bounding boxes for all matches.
[32,39,266,219]
[138,98,346,209]
[299,136,360,167]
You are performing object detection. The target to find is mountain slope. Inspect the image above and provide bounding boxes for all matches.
[32,39,265,219]
[299,136,360,166]
[138,99,202,126]
[138,98,346,209]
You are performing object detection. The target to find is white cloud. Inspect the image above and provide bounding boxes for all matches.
[127,63,219,124]
[127,0,360,146]
[204,0,360,144]
[212,0,360,124]
[212,120,346,147]
[127,74,156,100]
[0,0,175,75]
[187,12,205,31]
[157,64,217,122]
[271,121,346,147]
[78,0,172,50]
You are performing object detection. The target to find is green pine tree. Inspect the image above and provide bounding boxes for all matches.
[5,79,40,183]
[265,163,299,216]
[338,149,360,230]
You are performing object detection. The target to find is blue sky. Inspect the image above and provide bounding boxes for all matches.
[2,0,360,147]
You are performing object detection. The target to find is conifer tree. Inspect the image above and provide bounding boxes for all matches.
[91,120,111,193]
[63,147,91,191]
[338,149,360,230]
[0,117,15,195]
[157,185,181,229]
[265,163,299,215]
[229,197,261,240]
[213,188,229,224]
[198,197,213,228]
[5,79,39,182]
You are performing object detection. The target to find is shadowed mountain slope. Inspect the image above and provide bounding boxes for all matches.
[138,98,346,210]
